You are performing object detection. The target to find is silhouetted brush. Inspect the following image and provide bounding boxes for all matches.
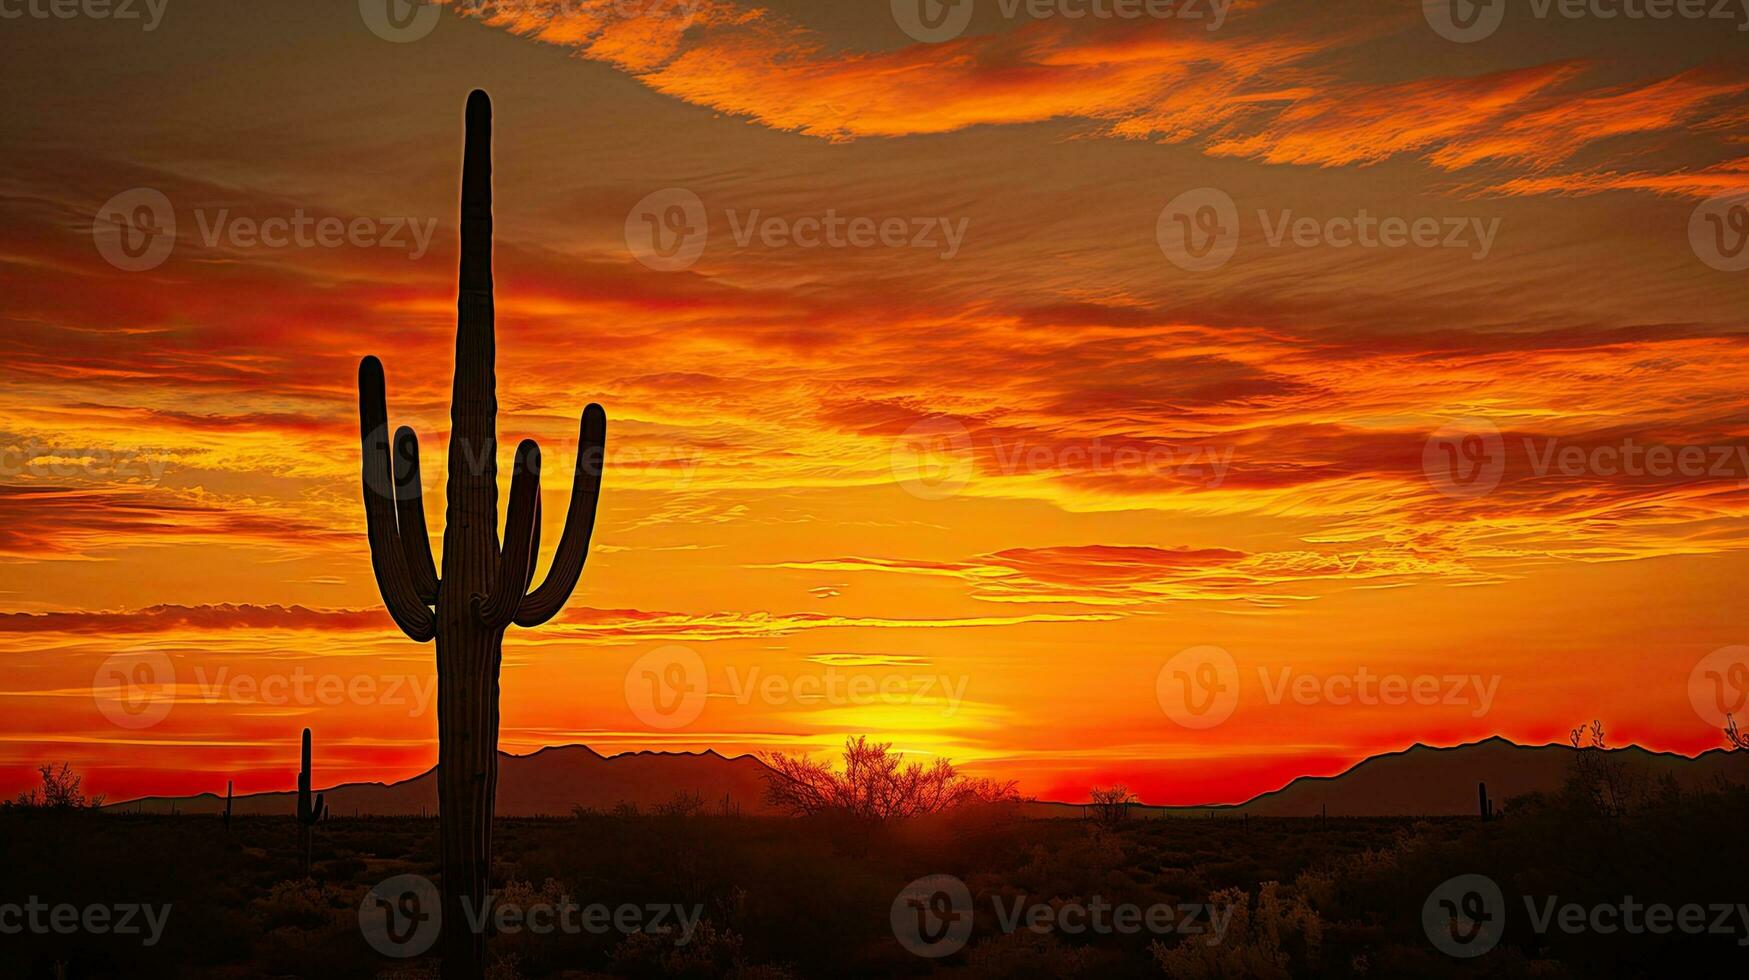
[355,89,607,978]
[297,728,324,875]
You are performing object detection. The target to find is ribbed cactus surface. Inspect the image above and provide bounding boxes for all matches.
[356,90,606,978]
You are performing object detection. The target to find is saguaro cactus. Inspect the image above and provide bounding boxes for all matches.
[356,90,607,977]
[298,728,325,874]
[1478,781,1490,821]
[223,779,232,830]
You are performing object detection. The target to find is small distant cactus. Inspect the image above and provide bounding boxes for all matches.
[297,728,325,875]
[223,779,233,830]
[1478,781,1490,821]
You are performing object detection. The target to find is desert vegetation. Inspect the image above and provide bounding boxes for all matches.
[6,762,103,810]
[761,736,1018,819]
[2,731,1744,978]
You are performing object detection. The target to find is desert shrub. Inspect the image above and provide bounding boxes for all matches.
[1150,882,1322,980]
[762,736,1018,819]
[963,929,1115,978]
[7,763,104,809]
[1088,784,1139,825]
[610,918,746,978]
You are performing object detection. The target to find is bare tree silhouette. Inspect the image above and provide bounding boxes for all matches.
[8,763,102,809]
[355,90,607,977]
[762,736,1016,819]
[1088,784,1137,824]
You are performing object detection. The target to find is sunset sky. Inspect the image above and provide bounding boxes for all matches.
[2,0,1748,806]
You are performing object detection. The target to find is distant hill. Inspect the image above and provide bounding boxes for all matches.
[104,745,780,817]
[1020,736,1749,819]
[106,736,1749,819]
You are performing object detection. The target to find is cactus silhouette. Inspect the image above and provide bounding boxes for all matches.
[1478,780,1490,821]
[355,89,606,976]
[223,779,232,830]
[297,728,324,875]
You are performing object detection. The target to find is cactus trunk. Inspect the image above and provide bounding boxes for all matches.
[297,728,324,875]
[1478,781,1490,821]
[356,90,606,979]
[223,780,232,830]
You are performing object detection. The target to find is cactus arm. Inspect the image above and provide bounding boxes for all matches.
[528,494,542,593]
[515,403,606,627]
[359,357,437,642]
[313,793,325,822]
[479,439,542,628]
[393,426,440,604]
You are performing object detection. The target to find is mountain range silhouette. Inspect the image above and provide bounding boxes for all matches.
[103,735,1749,818]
